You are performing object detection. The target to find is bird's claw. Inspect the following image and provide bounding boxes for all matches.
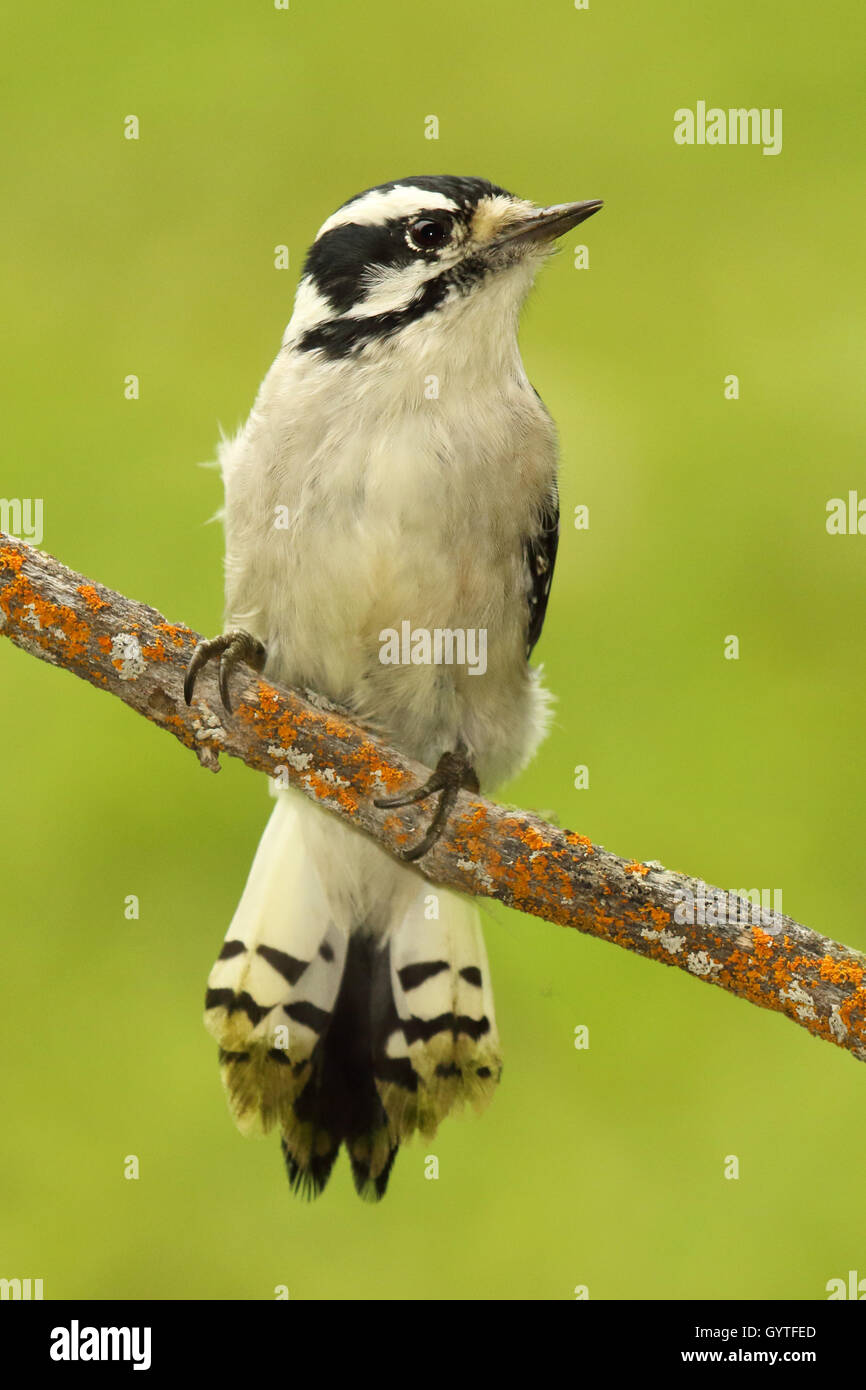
[183,629,266,714]
[374,745,480,862]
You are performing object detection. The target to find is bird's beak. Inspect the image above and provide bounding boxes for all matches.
[490,199,604,250]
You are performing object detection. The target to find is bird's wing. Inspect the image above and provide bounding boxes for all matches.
[524,484,560,658]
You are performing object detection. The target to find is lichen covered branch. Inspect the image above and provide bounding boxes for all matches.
[2,532,865,1064]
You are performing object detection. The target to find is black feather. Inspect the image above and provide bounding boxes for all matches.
[284,931,399,1201]
[524,483,560,656]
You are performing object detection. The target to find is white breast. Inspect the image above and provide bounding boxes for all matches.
[220,286,558,786]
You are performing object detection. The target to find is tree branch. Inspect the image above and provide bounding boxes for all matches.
[2,532,865,1064]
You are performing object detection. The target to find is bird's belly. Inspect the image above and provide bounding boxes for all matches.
[255,494,534,781]
[223,395,555,784]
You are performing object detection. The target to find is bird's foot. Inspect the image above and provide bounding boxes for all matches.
[374,743,480,862]
[183,629,266,714]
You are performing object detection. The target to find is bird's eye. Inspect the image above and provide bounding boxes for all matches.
[406,215,453,252]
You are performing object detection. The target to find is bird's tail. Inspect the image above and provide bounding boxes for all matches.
[204,790,501,1200]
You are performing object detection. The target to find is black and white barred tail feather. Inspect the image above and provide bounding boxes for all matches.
[204,792,501,1200]
[377,891,501,1145]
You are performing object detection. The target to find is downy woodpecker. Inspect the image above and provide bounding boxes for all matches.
[185,175,603,1199]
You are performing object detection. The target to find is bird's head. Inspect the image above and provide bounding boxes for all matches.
[284,175,602,364]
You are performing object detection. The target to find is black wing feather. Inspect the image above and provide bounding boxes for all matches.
[524,485,559,658]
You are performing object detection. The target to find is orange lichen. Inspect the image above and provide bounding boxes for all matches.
[154,622,188,648]
[77,584,107,613]
[236,684,300,755]
[141,638,167,662]
[256,681,283,715]
[498,839,576,910]
[0,543,25,575]
[591,901,620,933]
[0,553,91,660]
[19,596,89,658]
[624,861,649,877]
[457,805,491,856]
[514,823,549,852]
[300,769,359,816]
[819,956,865,986]
[352,740,403,797]
[837,988,866,1035]
[237,681,410,803]
[639,903,672,932]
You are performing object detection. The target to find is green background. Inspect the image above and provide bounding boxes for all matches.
[1,0,864,1300]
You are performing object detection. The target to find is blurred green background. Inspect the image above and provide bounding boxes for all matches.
[1,0,864,1300]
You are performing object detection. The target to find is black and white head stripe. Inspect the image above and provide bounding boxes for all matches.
[289,175,531,359]
[319,176,506,237]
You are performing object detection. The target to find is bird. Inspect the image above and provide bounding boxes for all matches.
[185,175,603,1200]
